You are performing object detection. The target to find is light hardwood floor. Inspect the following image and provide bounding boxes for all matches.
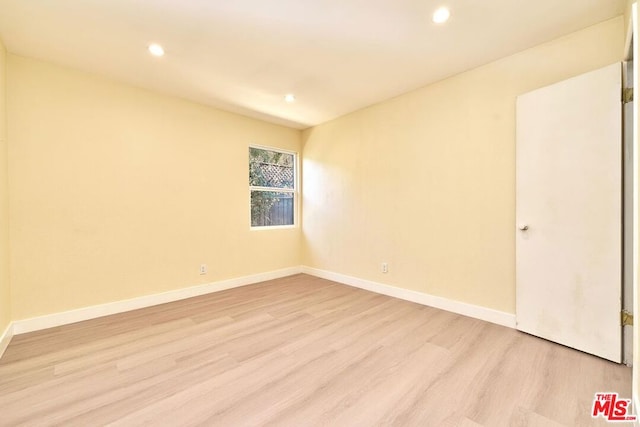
[0,274,631,426]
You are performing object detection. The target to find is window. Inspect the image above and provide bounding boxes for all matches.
[249,146,296,228]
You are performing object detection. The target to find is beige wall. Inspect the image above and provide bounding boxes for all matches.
[0,39,9,332]
[0,15,629,328]
[7,55,301,320]
[625,0,634,41]
[302,17,624,314]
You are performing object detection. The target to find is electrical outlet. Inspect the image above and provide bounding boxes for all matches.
[200,264,207,275]
[381,262,388,274]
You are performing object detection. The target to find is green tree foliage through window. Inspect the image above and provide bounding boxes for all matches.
[249,147,295,227]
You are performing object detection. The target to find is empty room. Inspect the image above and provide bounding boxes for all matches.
[0,0,638,425]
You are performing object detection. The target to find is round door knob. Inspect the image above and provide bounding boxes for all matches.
[519,225,529,231]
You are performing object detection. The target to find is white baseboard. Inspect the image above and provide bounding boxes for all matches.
[10,265,515,336]
[12,266,303,335]
[0,322,13,359]
[302,266,516,329]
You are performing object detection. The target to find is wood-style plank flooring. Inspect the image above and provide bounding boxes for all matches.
[0,274,631,426]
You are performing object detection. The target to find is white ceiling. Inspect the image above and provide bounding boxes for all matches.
[0,0,627,129]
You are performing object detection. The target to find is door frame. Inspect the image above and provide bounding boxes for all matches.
[623,59,634,367]
[624,0,638,411]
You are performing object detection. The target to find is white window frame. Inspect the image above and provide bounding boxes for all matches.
[249,145,298,230]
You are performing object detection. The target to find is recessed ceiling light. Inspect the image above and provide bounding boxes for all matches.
[148,43,165,57]
[284,94,296,103]
[432,7,450,24]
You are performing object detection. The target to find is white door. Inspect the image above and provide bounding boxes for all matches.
[516,63,622,363]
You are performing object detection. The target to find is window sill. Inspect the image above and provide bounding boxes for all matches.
[250,225,297,231]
